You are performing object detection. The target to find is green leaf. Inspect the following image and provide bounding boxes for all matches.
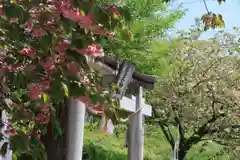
[112,85,120,92]
[30,137,38,146]
[61,18,76,35]
[61,82,69,97]
[116,6,132,22]
[12,152,18,160]
[34,64,45,79]
[71,28,86,49]
[89,93,100,104]
[41,93,49,103]
[92,4,122,29]
[50,81,65,102]
[52,115,63,138]
[72,0,80,8]
[0,142,8,157]
[39,34,53,53]
[10,132,30,154]
[68,81,86,98]
[11,91,23,104]
[99,38,107,46]
[65,49,89,70]
[3,3,29,21]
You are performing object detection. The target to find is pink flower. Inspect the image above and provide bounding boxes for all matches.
[34,114,50,124]
[29,7,41,20]
[97,87,105,92]
[20,48,36,56]
[78,44,104,57]
[7,124,12,129]
[56,33,64,37]
[44,21,57,32]
[40,104,51,113]
[90,25,108,36]
[4,129,16,135]
[30,12,41,20]
[106,5,121,17]
[56,40,70,53]
[74,96,91,105]
[0,57,7,63]
[25,21,34,32]
[31,27,46,37]
[63,10,83,22]
[56,53,66,64]
[67,62,79,75]
[41,58,55,72]
[107,32,115,37]
[25,64,36,72]
[35,104,51,124]
[26,132,41,141]
[7,119,12,123]
[34,114,43,121]
[53,1,98,31]
[91,104,104,115]
[2,65,22,72]
[54,0,82,22]
[9,18,17,23]
[27,81,51,100]
[81,75,90,84]
[78,12,93,29]
[53,0,74,14]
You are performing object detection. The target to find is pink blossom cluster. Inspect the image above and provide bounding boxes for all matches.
[74,96,104,115]
[4,120,16,135]
[53,0,114,36]
[27,81,51,100]
[78,44,104,57]
[20,48,36,56]
[34,104,51,124]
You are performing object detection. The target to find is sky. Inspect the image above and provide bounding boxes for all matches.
[168,0,240,39]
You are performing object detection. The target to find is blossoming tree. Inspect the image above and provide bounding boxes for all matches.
[0,0,130,159]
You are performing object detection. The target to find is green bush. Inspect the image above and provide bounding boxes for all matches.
[83,141,126,160]
[83,125,234,160]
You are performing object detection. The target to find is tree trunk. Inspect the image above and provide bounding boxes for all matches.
[177,150,188,160]
[42,102,69,160]
[177,147,189,160]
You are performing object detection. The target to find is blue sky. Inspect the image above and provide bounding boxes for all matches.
[169,0,240,39]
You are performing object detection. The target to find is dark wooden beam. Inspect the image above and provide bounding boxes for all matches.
[95,56,156,90]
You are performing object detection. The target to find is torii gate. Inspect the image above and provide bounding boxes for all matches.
[90,56,155,160]
[67,56,156,160]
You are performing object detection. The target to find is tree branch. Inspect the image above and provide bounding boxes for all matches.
[203,0,210,14]
[192,77,214,89]
[231,124,240,129]
[174,117,185,141]
[152,106,175,148]
[187,113,224,147]
[159,122,175,149]
[207,86,216,117]
[204,124,240,135]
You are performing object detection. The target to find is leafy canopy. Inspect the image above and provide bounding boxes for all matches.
[105,0,185,76]
[0,0,132,158]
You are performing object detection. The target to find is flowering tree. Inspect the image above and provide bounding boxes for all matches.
[0,0,130,159]
[148,32,240,160]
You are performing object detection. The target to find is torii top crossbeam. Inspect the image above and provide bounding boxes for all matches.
[87,56,156,92]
